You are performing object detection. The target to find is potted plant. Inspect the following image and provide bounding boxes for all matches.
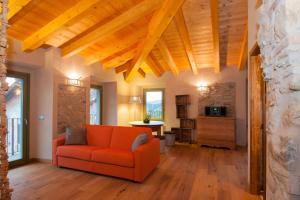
[143,113,151,124]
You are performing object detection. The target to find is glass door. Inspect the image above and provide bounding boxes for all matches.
[6,71,29,166]
[90,85,102,125]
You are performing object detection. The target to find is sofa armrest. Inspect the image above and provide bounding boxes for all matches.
[134,138,160,182]
[52,135,65,166]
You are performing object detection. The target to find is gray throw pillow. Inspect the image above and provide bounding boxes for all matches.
[131,133,148,152]
[65,127,87,145]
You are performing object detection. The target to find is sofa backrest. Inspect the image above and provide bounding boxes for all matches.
[110,126,153,151]
[86,125,113,148]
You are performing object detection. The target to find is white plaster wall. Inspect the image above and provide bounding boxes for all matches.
[7,39,46,69]
[248,1,259,51]
[31,66,53,159]
[102,82,118,125]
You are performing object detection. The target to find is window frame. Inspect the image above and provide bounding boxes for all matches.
[7,70,30,168]
[143,88,165,121]
[90,85,103,125]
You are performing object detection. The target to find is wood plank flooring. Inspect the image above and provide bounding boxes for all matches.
[8,144,260,200]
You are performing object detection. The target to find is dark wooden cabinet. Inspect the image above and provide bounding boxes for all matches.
[176,95,190,119]
[180,119,195,129]
[173,95,195,143]
[175,95,191,105]
[197,116,236,149]
[176,105,188,119]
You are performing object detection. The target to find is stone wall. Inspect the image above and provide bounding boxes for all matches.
[198,82,236,117]
[0,0,12,199]
[57,84,86,134]
[258,0,300,199]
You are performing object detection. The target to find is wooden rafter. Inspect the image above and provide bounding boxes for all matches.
[8,0,32,20]
[115,62,145,78]
[115,62,131,74]
[157,39,179,75]
[62,0,161,58]
[210,0,220,73]
[125,0,185,81]
[138,68,146,78]
[85,28,146,65]
[22,0,103,51]
[146,53,164,77]
[238,24,248,70]
[174,8,198,74]
[102,48,137,69]
[122,68,145,79]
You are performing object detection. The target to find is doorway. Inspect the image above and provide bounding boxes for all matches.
[6,71,30,167]
[249,44,266,198]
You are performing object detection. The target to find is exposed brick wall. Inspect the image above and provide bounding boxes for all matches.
[198,82,236,117]
[57,84,86,134]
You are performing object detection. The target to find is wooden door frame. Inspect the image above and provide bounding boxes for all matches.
[7,70,30,168]
[249,43,266,198]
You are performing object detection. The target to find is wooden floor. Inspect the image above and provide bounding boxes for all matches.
[9,144,260,200]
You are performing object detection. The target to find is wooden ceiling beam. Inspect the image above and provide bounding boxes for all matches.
[8,0,33,20]
[62,0,161,58]
[102,48,137,69]
[115,62,131,74]
[122,68,145,79]
[174,8,198,75]
[157,39,179,75]
[138,68,146,78]
[238,24,248,70]
[22,0,103,51]
[146,53,164,77]
[85,28,146,65]
[125,0,185,81]
[210,0,221,73]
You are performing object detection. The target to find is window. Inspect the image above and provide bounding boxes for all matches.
[143,89,164,121]
[90,85,102,125]
[6,71,30,167]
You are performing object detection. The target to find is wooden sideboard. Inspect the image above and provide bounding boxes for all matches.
[197,116,236,149]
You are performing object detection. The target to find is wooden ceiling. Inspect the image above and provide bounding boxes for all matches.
[7,0,247,81]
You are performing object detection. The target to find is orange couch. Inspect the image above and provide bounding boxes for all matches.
[52,125,160,182]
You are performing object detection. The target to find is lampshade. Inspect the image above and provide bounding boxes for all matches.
[129,96,142,104]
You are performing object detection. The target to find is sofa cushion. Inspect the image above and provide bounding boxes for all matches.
[86,125,113,148]
[65,127,87,145]
[91,149,134,167]
[131,133,148,152]
[110,126,153,151]
[57,145,100,161]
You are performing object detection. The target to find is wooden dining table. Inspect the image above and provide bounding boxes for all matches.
[129,121,164,136]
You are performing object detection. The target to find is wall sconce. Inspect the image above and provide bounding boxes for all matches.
[67,78,81,86]
[66,71,82,86]
[197,82,209,95]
